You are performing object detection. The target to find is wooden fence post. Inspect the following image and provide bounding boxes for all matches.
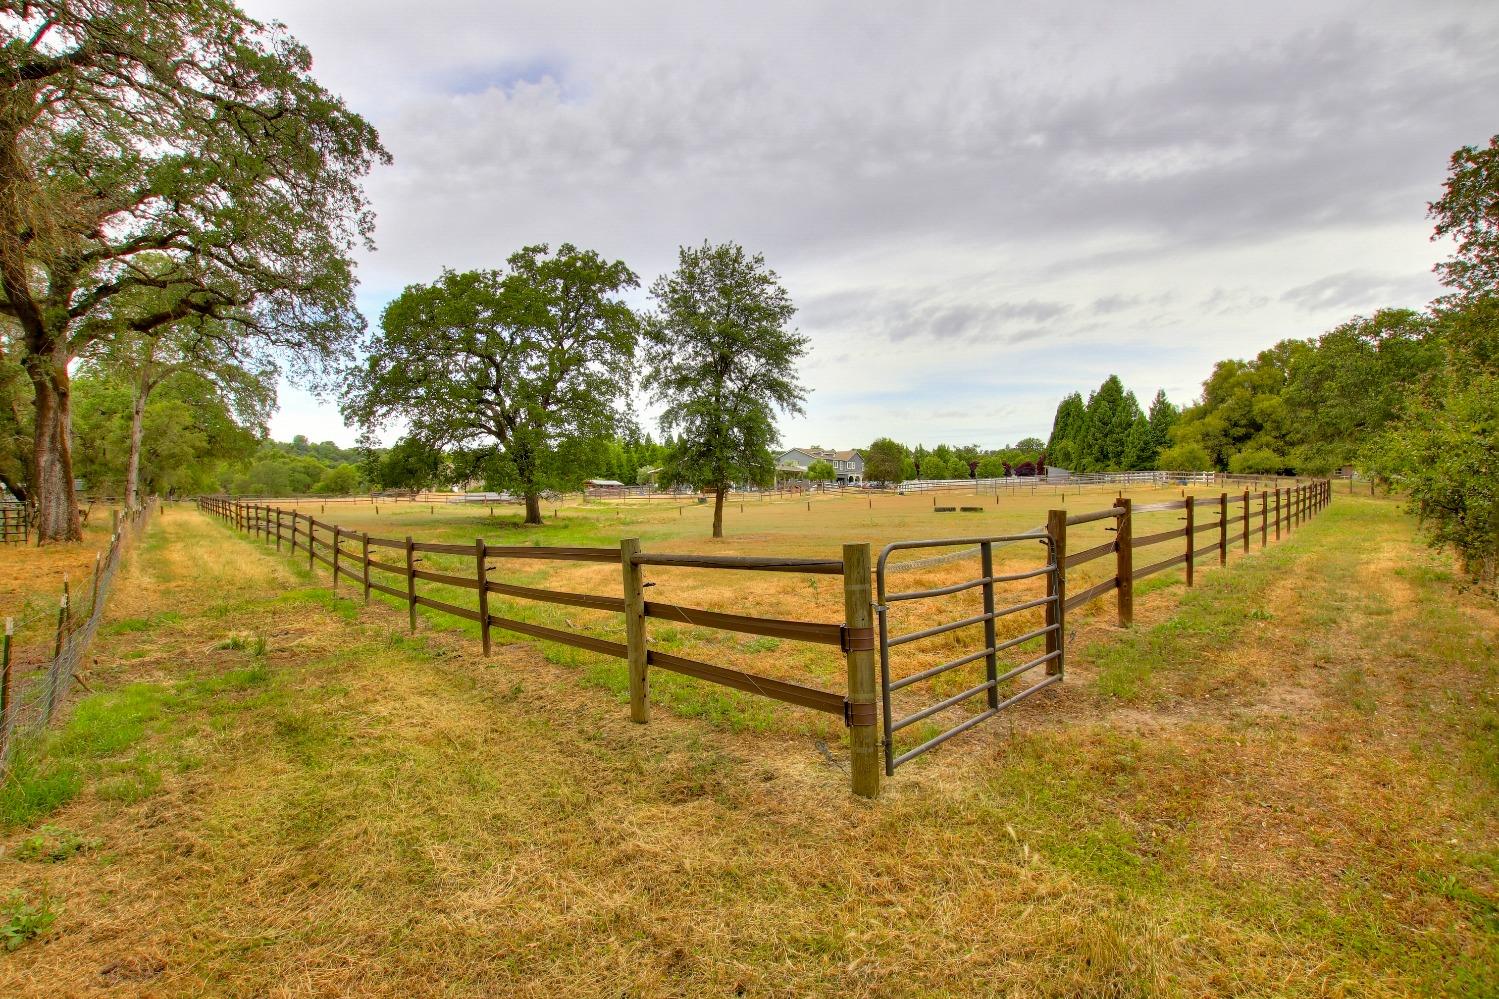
[1185,496,1196,586]
[361,534,371,604]
[307,516,315,572]
[1275,488,1283,540]
[476,538,492,655]
[1260,490,1268,548]
[842,542,880,799]
[404,536,417,632]
[1,617,12,744]
[1242,489,1251,553]
[332,525,341,592]
[1218,492,1228,565]
[621,538,649,724]
[1045,510,1067,675]
[1114,497,1133,627]
[275,508,282,552]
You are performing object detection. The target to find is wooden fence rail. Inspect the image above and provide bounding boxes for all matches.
[198,495,884,797]
[198,478,1332,799]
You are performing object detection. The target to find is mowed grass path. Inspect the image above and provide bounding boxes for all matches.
[0,498,1494,997]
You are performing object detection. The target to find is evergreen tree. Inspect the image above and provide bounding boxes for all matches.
[1046,393,1086,469]
[1144,390,1179,468]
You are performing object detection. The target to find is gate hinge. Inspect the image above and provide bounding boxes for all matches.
[840,625,876,653]
[843,699,878,727]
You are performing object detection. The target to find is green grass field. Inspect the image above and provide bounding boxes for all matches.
[0,492,1494,996]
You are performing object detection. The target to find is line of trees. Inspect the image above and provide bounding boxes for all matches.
[861,438,1048,484]
[1045,380,1179,472]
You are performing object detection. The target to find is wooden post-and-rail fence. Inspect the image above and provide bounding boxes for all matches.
[198,495,885,798]
[198,479,1333,799]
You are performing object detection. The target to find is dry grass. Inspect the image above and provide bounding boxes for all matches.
[0,493,1493,996]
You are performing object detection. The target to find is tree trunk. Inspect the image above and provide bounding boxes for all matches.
[124,385,147,512]
[712,484,726,538]
[28,361,82,542]
[524,492,542,526]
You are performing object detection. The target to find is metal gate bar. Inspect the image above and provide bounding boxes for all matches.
[876,533,1060,775]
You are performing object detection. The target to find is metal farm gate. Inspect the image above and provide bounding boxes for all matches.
[875,533,1062,775]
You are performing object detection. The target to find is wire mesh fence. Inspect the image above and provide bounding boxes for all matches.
[0,500,156,776]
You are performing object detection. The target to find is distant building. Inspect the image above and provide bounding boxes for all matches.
[776,447,865,484]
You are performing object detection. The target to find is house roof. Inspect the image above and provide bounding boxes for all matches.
[783,447,861,462]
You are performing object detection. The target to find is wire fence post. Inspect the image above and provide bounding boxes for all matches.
[842,542,880,799]
[620,538,649,723]
[1114,497,1133,627]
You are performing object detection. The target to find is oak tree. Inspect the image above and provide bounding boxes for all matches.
[642,242,807,538]
[0,1,386,539]
[345,246,640,525]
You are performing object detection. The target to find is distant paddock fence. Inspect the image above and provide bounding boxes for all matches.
[198,480,1332,798]
[1,501,156,776]
[0,502,28,544]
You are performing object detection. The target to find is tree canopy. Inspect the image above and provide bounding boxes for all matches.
[344,245,640,524]
[0,0,386,539]
[643,241,806,537]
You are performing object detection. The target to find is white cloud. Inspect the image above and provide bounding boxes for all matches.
[254,0,1497,449]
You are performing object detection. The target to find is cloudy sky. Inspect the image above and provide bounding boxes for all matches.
[241,0,1499,451]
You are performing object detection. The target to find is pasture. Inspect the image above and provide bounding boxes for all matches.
[0,492,1495,996]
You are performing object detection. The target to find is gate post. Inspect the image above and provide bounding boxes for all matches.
[842,542,880,799]
[1045,510,1067,676]
[1113,497,1132,627]
[620,538,649,724]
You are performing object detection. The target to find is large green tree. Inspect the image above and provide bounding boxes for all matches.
[72,368,261,497]
[1046,392,1086,469]
[1282,308,1441,472]
[0,1,386,540]
[1378,135,1499,581]
[84,296,275,508]
[1144,390,1178,469]
[345,246,640,525]
[1170,342,1307,470]
[643,241,807,538]
[863,437,907,484]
